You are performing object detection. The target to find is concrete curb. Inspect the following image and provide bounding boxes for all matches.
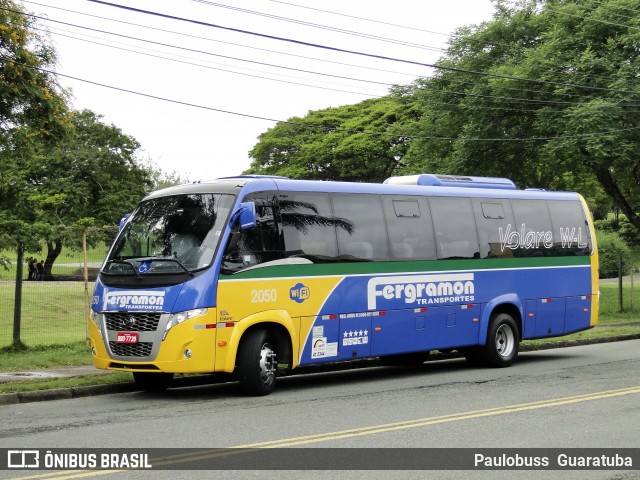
[1,334,639,406]
[0,383,139,406]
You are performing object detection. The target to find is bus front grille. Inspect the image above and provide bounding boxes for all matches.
[108,342,153,357]
[105,312,161,332]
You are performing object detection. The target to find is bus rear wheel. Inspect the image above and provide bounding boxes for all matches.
[238,329,277,396]
[464,313,519,368]
[133,372,174,392]
[484,313,519,367]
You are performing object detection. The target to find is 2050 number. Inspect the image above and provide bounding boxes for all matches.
[251,289,277,303]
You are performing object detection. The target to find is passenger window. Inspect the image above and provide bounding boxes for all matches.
[548,200,592,256]
[393,200,420,218]
[279,192,338,262]
[222,192,283,271]
[510,199,554,257]
[481,202,505,220]
[332,194,389,261]
[473,199,516,258]
[382,196,436,260]
[429,197,479,259]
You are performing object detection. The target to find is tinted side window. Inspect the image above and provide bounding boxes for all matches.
[332,194,389,261]
[429,197,479,259]
[223,192,283,270]
[510,199,554,257]
[279,192,338,261]
[472,199,517,259]
[548,200,592,256]
[382,196,436,260]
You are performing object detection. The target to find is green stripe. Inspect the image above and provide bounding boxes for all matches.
[220,255,591,280]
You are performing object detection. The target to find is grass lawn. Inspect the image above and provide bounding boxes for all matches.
[0,342,93,369]
[0,370,132,394]
[0,281,91,346]
[598,282,640,323]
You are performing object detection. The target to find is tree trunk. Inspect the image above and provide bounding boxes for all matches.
[582,150,640,231]
[45,239,63,280]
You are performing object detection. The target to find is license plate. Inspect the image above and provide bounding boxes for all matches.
[116,332,139,344]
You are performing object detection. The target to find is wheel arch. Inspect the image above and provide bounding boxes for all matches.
[478,295,523,345]
[222,310,297,374]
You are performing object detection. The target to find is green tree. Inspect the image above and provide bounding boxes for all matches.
[0,0,73,344]
[0,0,71,145]
[247,97,421,182]
[401,0,640,229]
[28,109,154,278]
[597,230,631,279]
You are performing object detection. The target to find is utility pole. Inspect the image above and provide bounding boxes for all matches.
[12,240,24,347]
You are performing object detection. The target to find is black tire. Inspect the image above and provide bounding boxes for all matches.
[482,313,520,367]
[133,372,174,392]
[380,351,430,367]
[238,329,277,396]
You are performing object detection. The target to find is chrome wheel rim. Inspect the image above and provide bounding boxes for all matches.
[258,343,277,383]
[495,324,515,358]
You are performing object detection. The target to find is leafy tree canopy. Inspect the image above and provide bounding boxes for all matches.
[400,0,640,227]
[247,97,421,182]
[29,109,155,275]
[1,109,156,277]
[0,0,72,266]
[0,0,71,146]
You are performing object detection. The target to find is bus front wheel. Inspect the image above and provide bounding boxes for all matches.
[238,329,277,396]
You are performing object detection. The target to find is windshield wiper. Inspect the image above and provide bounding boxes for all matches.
[104,259,142,280]
[105,257,194,277]
[132,256,195,277]
[155,257,194,277]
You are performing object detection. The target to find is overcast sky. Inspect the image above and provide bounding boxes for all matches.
[25,0,496,181]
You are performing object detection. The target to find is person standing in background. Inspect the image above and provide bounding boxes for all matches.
[36,260,44,280]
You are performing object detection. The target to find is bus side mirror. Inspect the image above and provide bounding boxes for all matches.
[118,213,131,231]
[233,201,256,230]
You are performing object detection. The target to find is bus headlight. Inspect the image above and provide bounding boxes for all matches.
[164,308,208,340]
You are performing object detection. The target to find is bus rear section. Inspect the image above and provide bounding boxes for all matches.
[89,174,598,395]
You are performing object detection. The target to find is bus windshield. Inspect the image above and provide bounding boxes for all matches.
[103,193,235,275]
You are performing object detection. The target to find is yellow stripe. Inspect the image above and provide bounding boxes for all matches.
[7,471,123,480]
[237,385,640,448]
[578,193,600,326]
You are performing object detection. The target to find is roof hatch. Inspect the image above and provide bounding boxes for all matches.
[383,174,516,190]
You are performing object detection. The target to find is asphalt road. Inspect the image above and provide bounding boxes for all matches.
[0,340,639,480]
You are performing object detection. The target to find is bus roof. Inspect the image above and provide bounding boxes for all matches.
[143,174,580,203]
